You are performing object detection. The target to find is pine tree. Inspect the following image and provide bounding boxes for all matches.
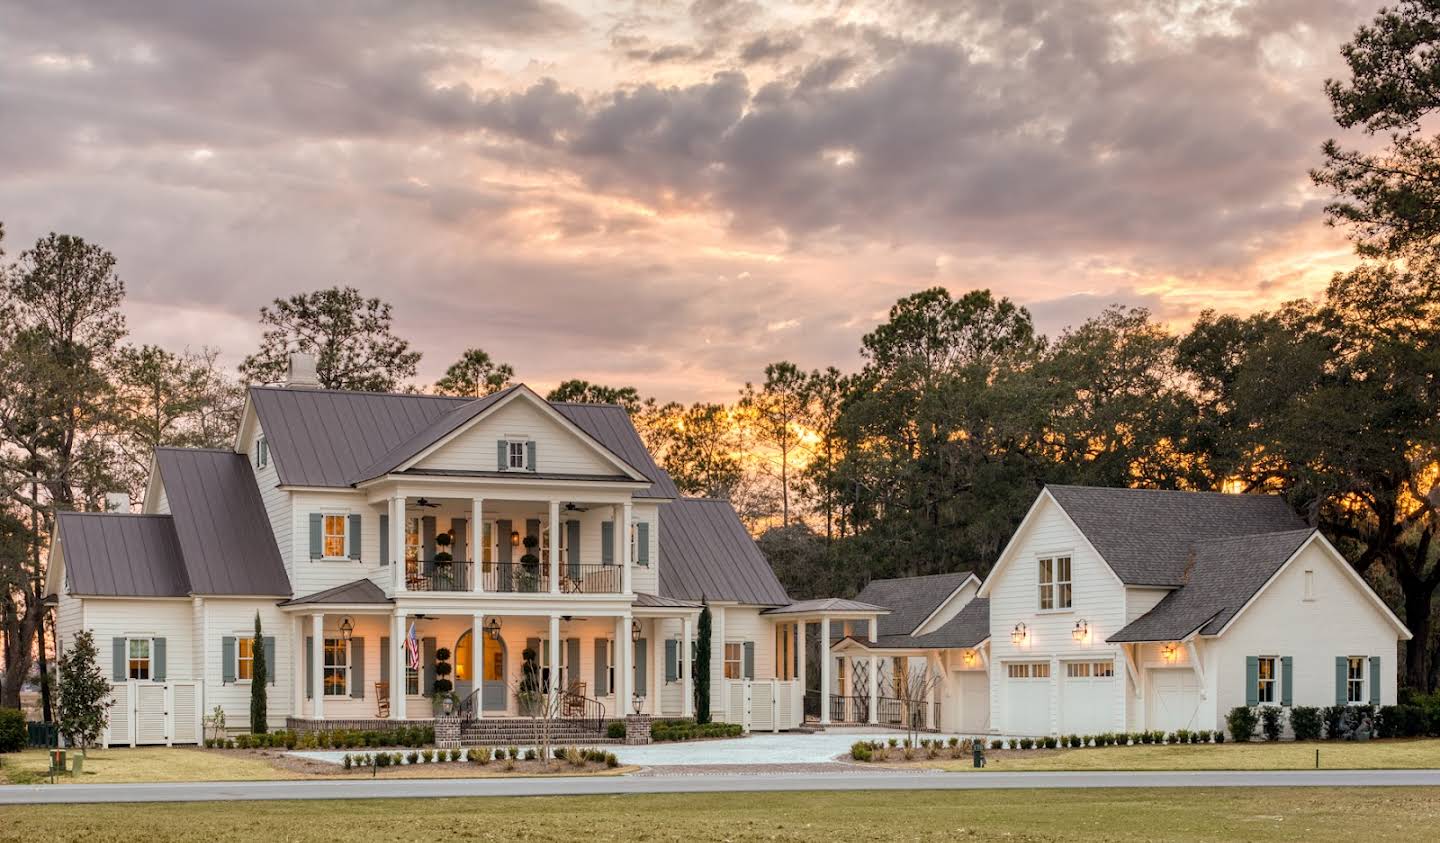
[250,613,268,734]
[57,629,111,752]
[694,603,712,724]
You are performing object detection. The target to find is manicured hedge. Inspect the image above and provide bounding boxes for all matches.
[205,726,435,750]
[650,718,743,742]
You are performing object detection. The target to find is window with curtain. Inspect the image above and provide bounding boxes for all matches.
[322,514,348,558]
[237,638,254,681]
[323,638,349,696]
[1347,657,1365,703]
[724,643,742,679]
[128,638,151,680]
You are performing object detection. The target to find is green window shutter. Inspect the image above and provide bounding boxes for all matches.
[567,638,581,690]
[222,637,236,684]
[113,637,127,681]
[743,641,755,680]
[309,513,323,559]
[1369,656,1382,705]
[496,519,513,565]
[526,441,537,472]
[1336,656,1348,706]
[525,519,541,546]
[594,639,609,697]
[452,518,467,561]
[379,514,389,566]
[305,637,313,699]
[665,639,678,683]
[635,639,648,693]
[1281,656,1293,707]
[264,636,276,685]
[348,514,362,560]
[497,440,508,470]
[637,522,650,566]
[566,520,581,579]
[601,521,614,565]
[422,516,437,560]
[423,637,437,695]
[260,438,268,467]
[153,638,167,681]
[380,637,390,684]
[350,638,365,699]
[1245,656,1258,707]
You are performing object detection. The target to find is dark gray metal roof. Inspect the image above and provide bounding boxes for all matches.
[279,578,392,606]
[250,386,673,497]
[855,572,975,636]
[56,513,190,597]
[633,592,701,609]
[834,598,990,651]
[1109,529,1314,642]
[762,598,888,616]
[155,448,291,596]
[1045,485,1306,586]
[658,498,790,606]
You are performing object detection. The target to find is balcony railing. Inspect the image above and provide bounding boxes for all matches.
[403,560,623,594]
[481,562,623,594]
[405,560,475,592]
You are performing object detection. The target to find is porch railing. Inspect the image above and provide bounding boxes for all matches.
[405,560,474,591]
[805,692,939,731]
[563,691,607,737]
[479,562,623,594]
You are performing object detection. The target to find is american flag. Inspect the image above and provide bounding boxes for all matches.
[405,622,421,671]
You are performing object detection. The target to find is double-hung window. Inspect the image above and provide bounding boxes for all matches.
[128,638,152,680]
[254,436,268,468]
[406,663,420,696]
[507,440,527,470]
[605,639,616,693]
[323,638,349,696]
[724,643,742,679]
[1347,656,1365,703]
[237,638,254,681]
[1256,656,1277,704]
[1038,555,1073,610]
[322,514,348,559]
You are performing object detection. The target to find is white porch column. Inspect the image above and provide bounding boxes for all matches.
[548,614,561,708]
[819,615,831,726]
[621,501,634,594]
[548,500,561,595]
[650,618,663,715]
[615,614,631,714]
[389,494,406,593]
[714,606,725,721]
[391,611,406,720]
[797,620,808,712]
[472,614,485,719]
[310,613,325,720]
[291,613,304,716]
[681,615,694,719]
[471,498,484,593]
[868,617,879,725]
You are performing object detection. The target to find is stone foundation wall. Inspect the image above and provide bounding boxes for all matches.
[624,714,652,745]
[434,717,461,748]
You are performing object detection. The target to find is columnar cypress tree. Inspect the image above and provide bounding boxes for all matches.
[694,603,711,724]
[250,613,267,734]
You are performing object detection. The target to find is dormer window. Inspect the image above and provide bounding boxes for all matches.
[254,435,269,468]
[507,440,527,470]
[1038,555,1072,610]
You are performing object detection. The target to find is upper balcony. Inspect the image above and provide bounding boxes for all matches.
[404,560,623,594]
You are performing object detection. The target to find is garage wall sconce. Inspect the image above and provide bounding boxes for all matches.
[962,649,977,667]
[1010,622,1028,646]
[1072,619,1089,643]
[1162,642,1178,662]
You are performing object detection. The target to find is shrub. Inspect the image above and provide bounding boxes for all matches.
[507,746,520,760]
[948,737,959,748]
[1259,706,1283,742]
[565,746,586,767]
[1042,736,1056,749]
[1291,706,1322,741]
[606,721,627,740]
[376,752,391,768]
[421,749,434,763]
[1017,738,1032,750]
[605,752,619,768]
[850,741,873,761]
[1322,705,1347,739]
[524,748,537,761]
[1214,729,1225,744]
[406,751,418,765]
[1227,706,1259,742]
[989,739,1004,750]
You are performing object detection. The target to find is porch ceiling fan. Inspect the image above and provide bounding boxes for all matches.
[563,502,589,512]
[413,498,441,508]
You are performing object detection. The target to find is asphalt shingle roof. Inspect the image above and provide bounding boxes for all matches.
[56,513,190,597]
[658,498,790,606]
[855,572,975,636]
[1046,484,1306,586]
[1109,528,1314,642]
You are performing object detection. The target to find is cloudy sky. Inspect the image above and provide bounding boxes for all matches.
[0,0,1381,401]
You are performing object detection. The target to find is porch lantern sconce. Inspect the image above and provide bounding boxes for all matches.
[632,692,644,716]
[962,649,977,667]
[1162,642,1178,663]
[510,530,521,547]
[485,617,502,641]
[1010,622,1027,646]
[631,619,641,643]
[1072,619,1089,643]
[338,616,354,642]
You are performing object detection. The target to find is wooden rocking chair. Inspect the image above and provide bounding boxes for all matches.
[563,680,587,716]
[375,682,390,718]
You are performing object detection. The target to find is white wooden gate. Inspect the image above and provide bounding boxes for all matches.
[724,679,802,733]
[102,681,202,747]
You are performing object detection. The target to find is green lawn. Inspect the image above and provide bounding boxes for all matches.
[938,739,1440,772]
[3,789,1439,841]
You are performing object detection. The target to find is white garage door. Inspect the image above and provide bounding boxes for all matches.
[957,670,990,733]
[1061,660,1117,735]
[1147,669,1200,733]
[1004,662,1052,735]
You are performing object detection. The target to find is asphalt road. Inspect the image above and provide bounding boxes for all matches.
[4,769,1440,805]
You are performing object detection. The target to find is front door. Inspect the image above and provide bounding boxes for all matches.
[482,633,508,711]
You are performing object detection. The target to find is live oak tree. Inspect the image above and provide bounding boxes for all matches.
[250,613,268,734]
[57,629,110,752]
[433,348,514,397]
[239,286,421,391]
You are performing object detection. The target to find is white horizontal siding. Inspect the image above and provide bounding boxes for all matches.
[203,598,295,730]
[81,599,195,680]
[416,399,616,476]
[288,490,382,597]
